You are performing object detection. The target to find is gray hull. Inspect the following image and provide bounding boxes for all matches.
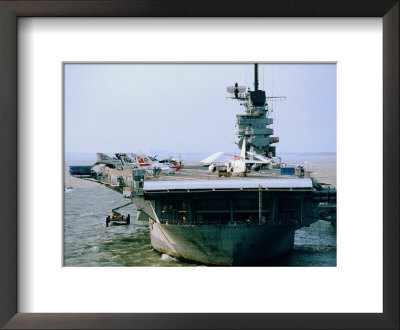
[134,177,322,266]
[149,221,296,265]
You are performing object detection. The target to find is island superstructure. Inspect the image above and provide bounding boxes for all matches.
[228,63,285,159]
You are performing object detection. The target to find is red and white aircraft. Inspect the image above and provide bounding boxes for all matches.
[134,154,183,173]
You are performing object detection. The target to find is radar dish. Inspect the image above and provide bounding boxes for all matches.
[227,86,247,94]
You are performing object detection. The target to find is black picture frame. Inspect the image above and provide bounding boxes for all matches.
[0,1,398,329]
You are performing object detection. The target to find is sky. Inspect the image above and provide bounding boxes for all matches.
[64,63,336,157]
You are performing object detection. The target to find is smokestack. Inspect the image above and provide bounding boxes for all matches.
[254,63,259,91]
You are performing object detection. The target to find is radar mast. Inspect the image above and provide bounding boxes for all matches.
[227,63,285,158]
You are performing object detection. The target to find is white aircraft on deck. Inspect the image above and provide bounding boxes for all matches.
[200,141,272,176]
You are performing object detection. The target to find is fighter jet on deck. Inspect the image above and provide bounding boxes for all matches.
[200,141,272,176]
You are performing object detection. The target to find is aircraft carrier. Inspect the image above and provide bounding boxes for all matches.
[71,64,336,265]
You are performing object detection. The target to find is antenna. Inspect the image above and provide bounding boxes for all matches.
[227,83,246,99]
[254,63,259,91]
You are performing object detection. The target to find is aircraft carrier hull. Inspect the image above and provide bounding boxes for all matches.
[131,178,322,265]
[149,221,296,265]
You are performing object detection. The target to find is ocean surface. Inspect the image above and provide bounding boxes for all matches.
[64,153,336,267]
